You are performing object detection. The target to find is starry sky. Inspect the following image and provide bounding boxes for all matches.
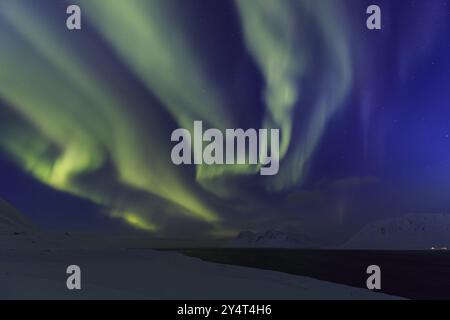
[0,0,449,243]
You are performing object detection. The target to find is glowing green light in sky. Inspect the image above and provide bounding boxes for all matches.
[0,0,353,234]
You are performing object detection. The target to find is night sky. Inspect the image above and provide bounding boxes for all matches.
[0,0,450,243]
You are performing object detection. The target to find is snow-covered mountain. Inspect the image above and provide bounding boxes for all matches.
[228,230,318,248]
[342,213,450,250]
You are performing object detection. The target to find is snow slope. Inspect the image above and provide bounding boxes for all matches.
[228,230,318,248]
[342,213,450,250]
[0,198,42,250]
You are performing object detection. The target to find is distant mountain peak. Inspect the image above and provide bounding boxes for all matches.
[229,229,318,248]
[342,213,450,250]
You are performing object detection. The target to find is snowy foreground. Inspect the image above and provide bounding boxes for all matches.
[0,199,401,299]
[0,248,402,300]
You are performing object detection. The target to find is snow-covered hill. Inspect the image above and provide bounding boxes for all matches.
[342,213,450,250]
[0,198,41,250]
[228,230,318,248]
[0,198,34,230]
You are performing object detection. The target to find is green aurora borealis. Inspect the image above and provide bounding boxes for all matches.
[1,0,449,239]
